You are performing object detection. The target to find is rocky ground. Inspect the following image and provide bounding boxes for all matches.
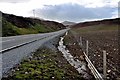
[2,36,87,80]
[78,30,119,80]
[63,32,94,79]
[69,29,119,80]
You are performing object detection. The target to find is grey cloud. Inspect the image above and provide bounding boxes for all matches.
[35,3,117,22]
[0,0,30,3]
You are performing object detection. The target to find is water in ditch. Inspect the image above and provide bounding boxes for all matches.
[58,34,93,79]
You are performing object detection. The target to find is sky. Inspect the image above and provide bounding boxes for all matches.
[0,0,119,22]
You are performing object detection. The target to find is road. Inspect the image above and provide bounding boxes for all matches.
[1,29,69,52]
[0,29,69,78]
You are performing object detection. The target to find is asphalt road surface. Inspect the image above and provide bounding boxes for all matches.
[0,29,69,78]
[1,29,69,52]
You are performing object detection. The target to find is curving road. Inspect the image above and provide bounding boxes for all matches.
[0,28,69,78]
[1,29,69,52]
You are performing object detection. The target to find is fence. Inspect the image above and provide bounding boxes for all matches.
[70,30,107,79]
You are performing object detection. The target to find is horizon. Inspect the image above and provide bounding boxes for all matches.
[1,11,118,24]
[0,0,119,23]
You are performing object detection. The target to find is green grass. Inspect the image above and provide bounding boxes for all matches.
[2,19,38,36]
[34,24,55,33]
[2,18,56,36]
[73,24,118,33]
[3,47,83,80]
[17,28,38,35]
[2,19,20,36]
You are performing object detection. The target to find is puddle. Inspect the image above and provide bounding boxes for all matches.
[58,33,92,79]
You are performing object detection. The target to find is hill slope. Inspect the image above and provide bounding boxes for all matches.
[62,21,76,26]
[72,18,119,28]
[1,12,65,37]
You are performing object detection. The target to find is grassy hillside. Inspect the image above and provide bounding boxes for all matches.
[72,18,119,28]
[1,12,65,37]
[71,18,119,33]
[72,24,118,33]
[62,21,76,26]
[70,19,119,79]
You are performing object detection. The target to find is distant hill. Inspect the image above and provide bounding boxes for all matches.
[72,18,119,28]
[1,11,66,37]
[62,21,76,26]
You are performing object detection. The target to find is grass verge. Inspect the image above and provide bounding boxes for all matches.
[2,47,84,80]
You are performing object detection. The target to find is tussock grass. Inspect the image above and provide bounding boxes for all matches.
[2,47,83,80]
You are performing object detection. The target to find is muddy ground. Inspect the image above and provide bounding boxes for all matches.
[68,29,119,80]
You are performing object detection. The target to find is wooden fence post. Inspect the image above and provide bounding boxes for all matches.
[103,50,107,80]
[86,40,88,56]
[80,37,82,46]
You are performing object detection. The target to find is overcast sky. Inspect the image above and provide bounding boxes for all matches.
[0,0,119,22]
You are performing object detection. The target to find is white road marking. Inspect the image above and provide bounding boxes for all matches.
[0,39,15,43]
